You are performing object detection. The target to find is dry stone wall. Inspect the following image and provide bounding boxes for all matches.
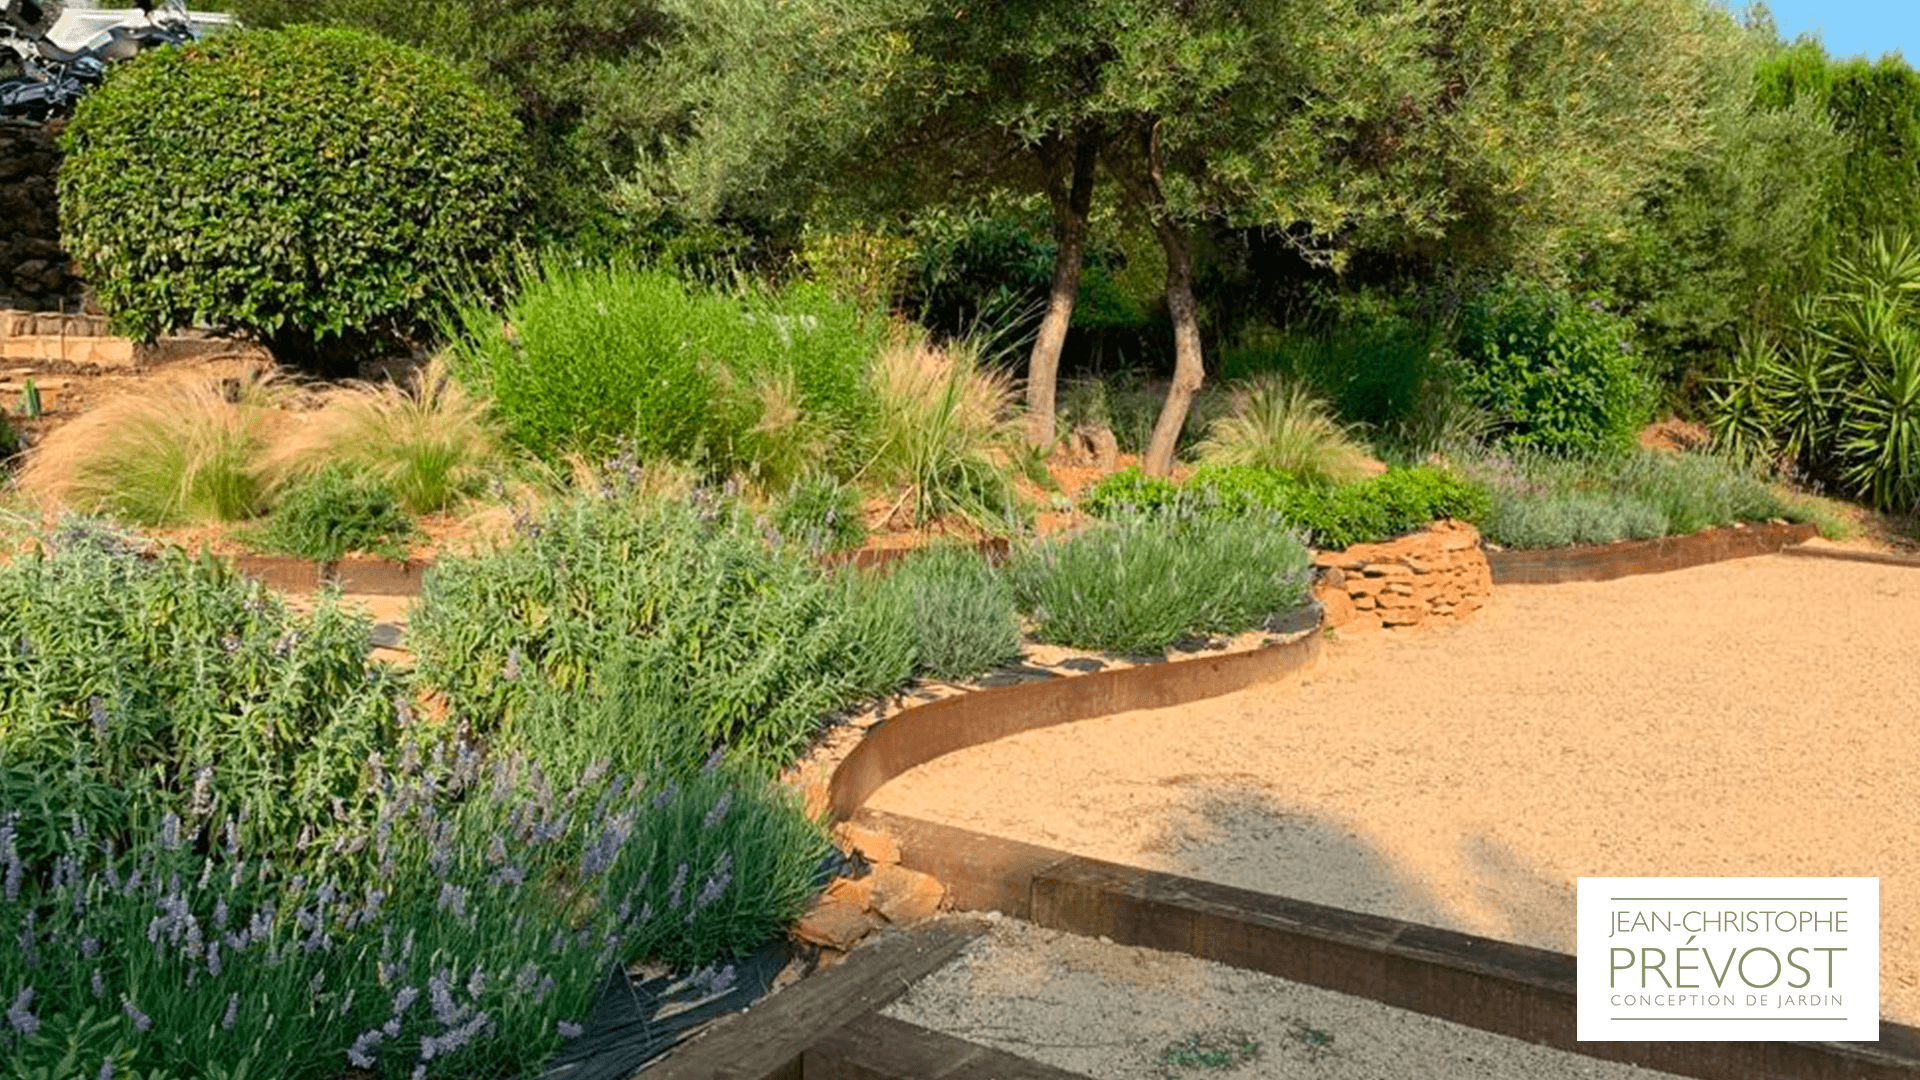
[0,120,81,311]
[1312,519,1492,633]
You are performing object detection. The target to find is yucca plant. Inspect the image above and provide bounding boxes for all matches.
[1192,373,1376,486]
[16,369,284,524]
[266,353,504,514]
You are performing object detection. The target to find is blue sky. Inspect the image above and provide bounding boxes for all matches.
[1737,0,1920,62]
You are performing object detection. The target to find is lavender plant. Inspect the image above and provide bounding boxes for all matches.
[0,746,825,1079]
[408,484,915,778]
[0,520,407,865]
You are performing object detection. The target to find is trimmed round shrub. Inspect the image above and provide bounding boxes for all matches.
[58,26,525,359]
[1457,281,1652,456]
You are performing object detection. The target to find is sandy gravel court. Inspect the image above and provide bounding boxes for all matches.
[867,553,1920,1024]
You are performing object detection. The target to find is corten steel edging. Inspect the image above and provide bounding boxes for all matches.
[825,628,1323,822]
[1486,523,1819,585]
[850,812,1920,1080]
[1780,545,1920,570]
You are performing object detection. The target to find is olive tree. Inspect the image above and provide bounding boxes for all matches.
[650,0,1738,475]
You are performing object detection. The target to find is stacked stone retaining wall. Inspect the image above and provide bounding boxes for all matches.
[0,120,81,312]
[1312,519,1492,632]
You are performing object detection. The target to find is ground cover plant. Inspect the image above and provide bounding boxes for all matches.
[0,518,403,862]
[0,749,823,1080]
[1454,445,1834,549]
[1084,465,1489,551]
[1010,512,1313,654]
[241,466,416,563]
[407,482,916,780]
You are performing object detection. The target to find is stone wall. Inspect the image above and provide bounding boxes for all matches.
[1312,519,1492,633]
[0,119,82,311]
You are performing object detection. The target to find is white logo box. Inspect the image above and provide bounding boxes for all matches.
[1577,877,1879,1042]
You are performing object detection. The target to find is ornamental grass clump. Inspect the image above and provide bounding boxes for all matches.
[408,482,915,778]
[16,371,285,525]
[1010,512,1313,654]
[1192,374,1378,486]
[266,354,505,515]
[859,339,1024,530]
[0,744,824,1079]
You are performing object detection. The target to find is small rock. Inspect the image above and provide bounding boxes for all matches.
[825,875,873,910]
[813,946,850,971]
[833,822,900,864]
[1056,657,1106,673]
[869,863,945,924]
[1314,585,1355,629]
[794,896,878,950]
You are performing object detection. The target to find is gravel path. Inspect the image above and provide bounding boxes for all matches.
[868,554,1920,1024]
[887,918,1682,1079]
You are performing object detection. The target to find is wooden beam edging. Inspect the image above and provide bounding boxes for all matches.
[642,922,982,1080]
[851,811,1920,1080]
[804,1013,1092,1080]
[1485,522,1818,585]
[826,627,1323,821]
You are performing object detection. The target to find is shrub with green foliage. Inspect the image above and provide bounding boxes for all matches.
[1456,281,1652,456]
[244,467,415,563]
[451,263,883,482]
[1010,513,1312,655]
[59,26,524,356]
[407,486,915,778]
[861,544,1022,681]
[0,519,403,864]
[1083,465,1489,550]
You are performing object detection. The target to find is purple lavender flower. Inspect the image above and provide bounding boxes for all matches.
[96,1059,114,1080]
[702,791,733,830]
[159,813,182,852]
[222,994,238,1030]
[91,970,105,998]
[427,969,466,1027]
[347,1028,384,1069]
[701,747,725,774]
[6,987,38,1036]
[556,1019,583,1039]
[1,813,21,902]
[121,998,152,1032]
[81,936,99,959]
[465,968,484,999]
[667,862,688,909]
[436,882,468,919]
[502,646,522,683]
[206,941,222,978]
[88,696,109,740]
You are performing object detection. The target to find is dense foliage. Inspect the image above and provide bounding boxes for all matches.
[450,263,884,483]
[1085,465,1489,550]
[245,467,415,563]
[59,27,524,359]
[1455,282,1653,457]
[861,544,1024,681]
[1010,512,1313,654]
[0,523,402,864]
[407,486,915,778]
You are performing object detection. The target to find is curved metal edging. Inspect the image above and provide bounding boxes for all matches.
[826,625,1323,821]
[1485,522,1817,585]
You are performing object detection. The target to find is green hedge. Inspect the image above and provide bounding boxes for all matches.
[1083,464,1488,550]
[60,26,524,350]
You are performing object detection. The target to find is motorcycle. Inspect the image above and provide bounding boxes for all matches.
[1,0,231,121]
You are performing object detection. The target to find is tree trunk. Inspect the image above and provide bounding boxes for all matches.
[1023,132,1100,450]
[1142,219,1202,477]
[1110,123,1206,478]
